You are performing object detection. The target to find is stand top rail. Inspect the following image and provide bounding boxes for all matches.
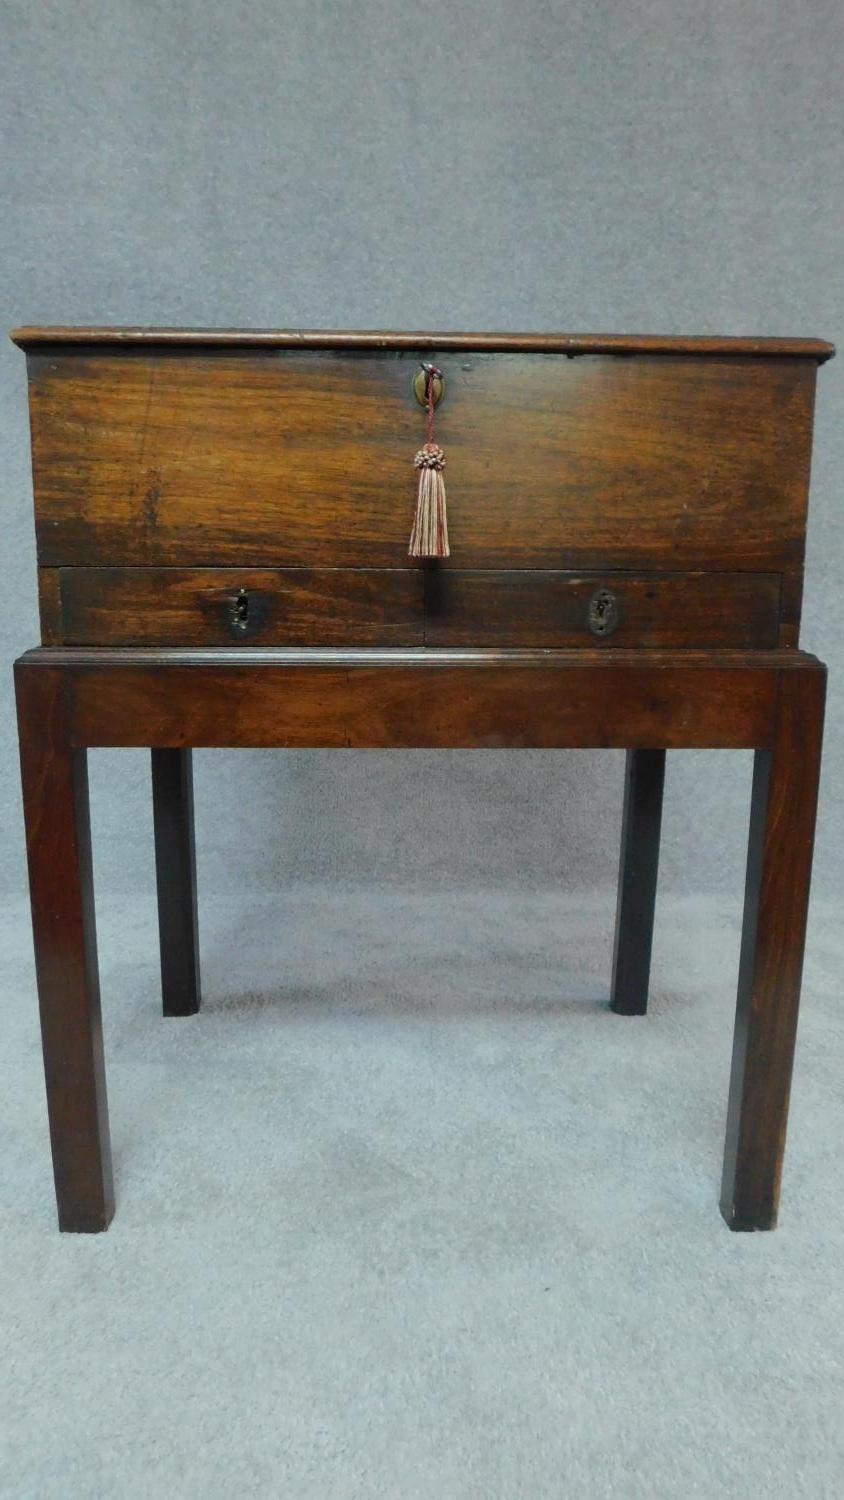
[16,646,824,753]
[16,645,825,671]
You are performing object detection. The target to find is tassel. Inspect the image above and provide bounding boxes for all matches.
[410,442,449,558]
[409,366,449,558]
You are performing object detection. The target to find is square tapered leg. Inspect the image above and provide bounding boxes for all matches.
[721,667,826,1230]
[611,749,666,1016]
[152,749,201,1017]
[15,663,114,1232]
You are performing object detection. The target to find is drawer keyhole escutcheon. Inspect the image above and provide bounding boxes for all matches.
[588,588,620,637]
[231,589,250,630]
[226,586,269,640]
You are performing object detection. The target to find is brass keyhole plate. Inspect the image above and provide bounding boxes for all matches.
[412,368,444,408]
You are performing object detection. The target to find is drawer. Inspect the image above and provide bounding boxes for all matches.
[424,571,781,649]
[26,347,815,582]
[47,566,780,649]
[55,568,424,646]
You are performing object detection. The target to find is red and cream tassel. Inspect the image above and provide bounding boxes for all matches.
[409,365,449,558]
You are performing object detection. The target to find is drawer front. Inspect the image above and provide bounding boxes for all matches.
[56,568,424,646]
[28,350,814,581]
[49,566,779,649]
[424,571,781,649]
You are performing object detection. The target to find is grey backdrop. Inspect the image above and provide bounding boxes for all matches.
[1,0,842,905]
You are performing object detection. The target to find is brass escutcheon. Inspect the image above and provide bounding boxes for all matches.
[412,365,444,408]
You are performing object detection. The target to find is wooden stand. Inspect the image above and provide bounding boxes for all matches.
[15,645,825,1233]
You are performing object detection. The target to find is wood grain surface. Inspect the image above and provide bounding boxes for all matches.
[27,352,816,585]
[49,566,781,648]
[12,645,786,751]
[423,570,781,649]
[56,567,425,646]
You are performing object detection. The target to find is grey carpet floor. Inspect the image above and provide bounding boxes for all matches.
[1,887,843,1498]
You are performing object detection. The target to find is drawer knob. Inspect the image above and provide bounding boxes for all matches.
[588,588,620,637]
